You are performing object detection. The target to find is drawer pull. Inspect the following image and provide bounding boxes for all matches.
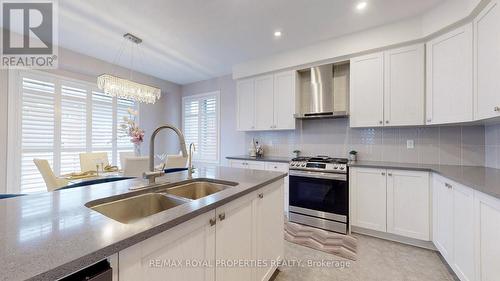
[218,213,226,221]
[209,218,216,226]
[445,183,452,189]
[258,193,264,199]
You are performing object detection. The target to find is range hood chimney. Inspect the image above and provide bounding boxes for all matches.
[295,63,349,119]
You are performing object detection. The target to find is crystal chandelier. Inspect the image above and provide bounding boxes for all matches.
[97,33,161,104]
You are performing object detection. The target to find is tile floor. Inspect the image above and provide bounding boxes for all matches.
[275,234,456,281]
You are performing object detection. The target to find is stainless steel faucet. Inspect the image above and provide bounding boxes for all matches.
[143,124,188,184]
[188,142,196,174]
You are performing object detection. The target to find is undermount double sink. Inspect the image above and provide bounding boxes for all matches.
[85,180,237,224]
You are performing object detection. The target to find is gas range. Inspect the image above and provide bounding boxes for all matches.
[289,156,348,174]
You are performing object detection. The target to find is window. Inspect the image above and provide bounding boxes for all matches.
[8,71,137,193]
[182,92,220,164]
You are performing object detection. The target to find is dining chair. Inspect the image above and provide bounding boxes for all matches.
[123,157,149,177]
[119,151,136,169]
[80,152,109,172]
[165,154,188,169]
[33,159,69,191]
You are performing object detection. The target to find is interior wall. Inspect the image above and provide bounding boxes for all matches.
[0,70,8,193]
[181,75,246,165]
[246,119,486,166]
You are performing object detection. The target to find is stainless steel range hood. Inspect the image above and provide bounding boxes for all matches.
[295,63,349,119]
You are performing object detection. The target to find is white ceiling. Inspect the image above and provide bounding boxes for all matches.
[56,0,444,85]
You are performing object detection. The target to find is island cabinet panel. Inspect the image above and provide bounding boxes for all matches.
[386,170,430,240]
[475,191,500,281]
[474,0,500,120]
[215,191,256,281]
[426,23,473,125]
[255,181,284,281]
[118,179,284,281]
[119,211,216,281]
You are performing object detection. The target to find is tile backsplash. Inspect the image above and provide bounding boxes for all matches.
[246,118,486,166]
[485,124,500,168]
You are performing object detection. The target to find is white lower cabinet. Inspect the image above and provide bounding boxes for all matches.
[350,167,430,240]
[475,191,500,281]
[350,167,387,232]
[387,170,430,240]
[433,174,476,281]
[119,180,284,281]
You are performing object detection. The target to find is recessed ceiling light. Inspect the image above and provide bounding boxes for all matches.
[356,1,367,10]
[274,31,282,37]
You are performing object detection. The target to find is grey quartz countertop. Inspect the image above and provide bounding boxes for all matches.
[226,155,291,163]
[0,166,286,281]
[349,161,500,200]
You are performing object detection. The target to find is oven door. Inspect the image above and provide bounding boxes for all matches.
[288,170,348,222]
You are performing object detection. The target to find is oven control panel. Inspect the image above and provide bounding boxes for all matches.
[289,160,347,173]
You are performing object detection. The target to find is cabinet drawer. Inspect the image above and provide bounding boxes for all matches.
[265,162,289,172]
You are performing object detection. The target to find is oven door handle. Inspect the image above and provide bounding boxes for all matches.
[289,170,347,181]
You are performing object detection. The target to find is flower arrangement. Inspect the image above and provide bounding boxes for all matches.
[120,108,145,155]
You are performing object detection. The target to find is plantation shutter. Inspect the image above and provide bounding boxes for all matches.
[60,84,88,174]
[182,93,219,163]
[116,98,136,166]
[20,77,56,193]
[91,91,113,164]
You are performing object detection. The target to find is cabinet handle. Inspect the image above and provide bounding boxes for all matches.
[209,218,216,226]
[385,121,389,124]
[381,172,386,176]
[427,119,432,122]
[445,183,452,189]
[218,213,226,221]
[379,121,383,124]
[258,193,264,199]
[388,173,392,176]
[495,106,500,112]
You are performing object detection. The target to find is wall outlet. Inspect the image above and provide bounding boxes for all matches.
[406,140,415,149]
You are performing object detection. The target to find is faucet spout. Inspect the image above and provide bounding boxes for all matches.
[143,124,188,184]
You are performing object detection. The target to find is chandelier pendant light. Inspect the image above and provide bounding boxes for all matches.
[97,33,161,104]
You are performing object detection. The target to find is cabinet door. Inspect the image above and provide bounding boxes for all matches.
[273,71,296,130]
[426,24,473,125]
[254,75,275,130]
[350,52,384,128]
[229,160,249,169]
[119,211,216,281]
[350,167,387,232]
[475,191,500,281]
[265,162,289,216]
[255,181,284,281]
[247,161,267,171]
[216,192,255,281]
[237,79,255,131]
[386,170,430,240]
[474,0,500,120]
[433,175,454,263]
[384,44,425,126]
[453,183,475,281]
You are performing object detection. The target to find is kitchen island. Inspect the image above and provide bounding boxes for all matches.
[0,166,286,281]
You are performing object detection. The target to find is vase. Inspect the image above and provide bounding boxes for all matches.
[134,144,141,156]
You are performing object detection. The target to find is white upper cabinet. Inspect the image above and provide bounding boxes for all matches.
[386,169,430,241]
[426,24,473,125]
[384,44,425,126]
[273,71,296,130]
[350,52,385,127]
[236,78,255,131]
[236,71,296,131]
[254,75,275,130]
[474,0,500,120]
[350,45,424,128]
